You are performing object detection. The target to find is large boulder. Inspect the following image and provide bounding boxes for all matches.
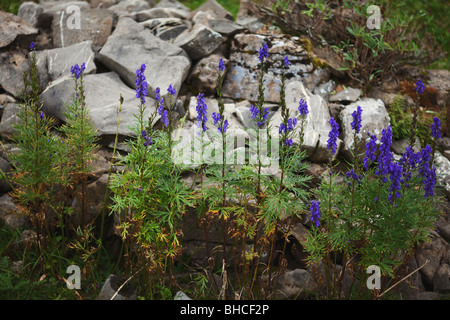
[0,10,38,49]
[35,40,96,89]
[40,72,157,139]
[222,33,314,103]
[0,49,33,98]
[174,23,225,61]
[51,7,113,48]
[98,17,191,104]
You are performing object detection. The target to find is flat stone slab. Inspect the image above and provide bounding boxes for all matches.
[99,17,191,104]
[40,72,158,139]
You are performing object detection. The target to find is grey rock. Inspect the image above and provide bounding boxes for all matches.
[38,1,92,30]
[52,8,113,48]
[18,2,45,28]
[328,103,343,119]
[416,232,450,289]
[174,291,192,300]
[391,138,421,155]
[155,0,189,11]
[436,137,450,150]
[314,80,336,102]
[339,98,390,160]
[0,49,31,98]
[97,274,137,300]
[0,194,20,223]
[0,11,38,49]
[40,72,157,138]
[188,54,228,94]
[36,40,96,89]
[368,87,399,106]
[4,214,27,229]
[175,24,225,61]
[222,33,313,103]
[99,17,191,104]
[194,0,234,20]
[330,87,361,103]
[157,24,188,41]
[0,156,12,194]
[135,7,191,21]
[0,103,20,139]
[208,19,245,37]
[435,152,450,200]
[433,264,450,293]
[235,16,264,33]
[426,69,450,108]
[107,0,151,17]
[192,10,217,26]
[274,268,318,299]
[140,17,183,29]
[303,68,330,93]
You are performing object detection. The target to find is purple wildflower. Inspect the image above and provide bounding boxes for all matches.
[388,162,403,202]
[167,84,176,96]
[285,138,293,146]
[415,78,425,95]
[219,58,225,72]
[376,126,393,180]
[430,117,442,139]
[219,119,229,134]
[283,56,290,67]
[196,93,208,132]
[346,169,362,185]
[40,110,44,120]
[327,117,340,155]
[310,200,321,228]
[250,104,269,128]
[141,130,153,147]
[71,63,86,80]
[298,99,309,116]
[351,106,362,134]
[423,165,437,197]
[258,42,269,63]
[161,110,169,128]
[30,41,35,51]
[155,87,160,102]
[212,112,221,125]
[157,97,164,116]
[135,64,147,104]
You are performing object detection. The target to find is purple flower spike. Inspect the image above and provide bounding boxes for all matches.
[351,106,362,134]
[298,99,309,116]
[415,78,425,95]
[219,58,225,72]
[430,117,442,139]
[310,200,321,228]
[327,117,340,155]
[258,42,269,63]
[167,84,176,96]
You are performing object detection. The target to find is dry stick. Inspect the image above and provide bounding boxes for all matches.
[110,267,143,300]
[379,259,430,299]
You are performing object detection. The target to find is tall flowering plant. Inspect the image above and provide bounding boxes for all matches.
[109,64,191,295]
[305,94,440,299]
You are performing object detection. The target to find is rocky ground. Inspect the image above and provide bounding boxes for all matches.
[0,0,449,299]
